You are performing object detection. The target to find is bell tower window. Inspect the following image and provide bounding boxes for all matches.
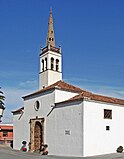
[56,59,59,71]
[42,60,44,71]
[51,57,54,70]
[45,58,47,70]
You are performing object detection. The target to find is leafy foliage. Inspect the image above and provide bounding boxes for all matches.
[0,88,5,109]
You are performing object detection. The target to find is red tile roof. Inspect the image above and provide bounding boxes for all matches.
[21,80,124,106]
[0,125,13,130]
[60,91,124,106]
[22,80,87,99]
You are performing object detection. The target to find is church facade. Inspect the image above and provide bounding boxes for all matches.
[12,11,124,157]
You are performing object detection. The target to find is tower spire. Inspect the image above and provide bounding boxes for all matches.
[46,9,55,47]
[39,10,62,89]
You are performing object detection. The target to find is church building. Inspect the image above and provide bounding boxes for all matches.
[12,11,124,157]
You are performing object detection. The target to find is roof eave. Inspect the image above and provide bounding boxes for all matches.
[84,98,124,106]
[22,87,55,100]
[55,97,83,106]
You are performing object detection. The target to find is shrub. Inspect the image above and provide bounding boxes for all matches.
[116,146,123,153]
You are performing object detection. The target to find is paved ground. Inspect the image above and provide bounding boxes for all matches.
[1,145,124,159]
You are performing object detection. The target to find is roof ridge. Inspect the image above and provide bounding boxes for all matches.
[22,80,88,99]
[63,91,124,106]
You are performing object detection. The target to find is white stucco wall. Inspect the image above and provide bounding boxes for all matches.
[39,50,62,89]
[39,69,62,89]
[23,90,55,119]
[13,88,78,151]
[55,89,78,103]
[48,70,62,87]
[46,100,83,157]
[40,51,62,73]
[13,113,30,150]
[48,51,62,72]
[39,71,48,89]
[13,87,124,157]
[83,100,124,157]
[13,89,55,150]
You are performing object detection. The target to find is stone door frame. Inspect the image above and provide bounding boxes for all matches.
[30,117,44,151]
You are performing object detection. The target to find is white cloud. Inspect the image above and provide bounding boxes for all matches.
[0,71,27,78]
[64,77,124,99]
[80,85,124,100]
[2,86,37,123]
[4,87,36,109]
[0,79,38,123]
[19,79,38,89]
[93,87,124,99]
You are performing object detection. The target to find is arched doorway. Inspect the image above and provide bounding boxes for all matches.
[30,118,44,152]
[34,121,43,151]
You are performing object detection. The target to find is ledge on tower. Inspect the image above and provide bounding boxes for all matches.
[40,44,61,55]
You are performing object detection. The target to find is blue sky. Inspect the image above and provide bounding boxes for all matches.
[0,0,124,122]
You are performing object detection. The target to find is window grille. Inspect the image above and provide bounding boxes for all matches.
[104,109,112,119]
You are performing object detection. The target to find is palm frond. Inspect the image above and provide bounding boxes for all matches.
[0,95,5,100]
[0,88,5,110]
[0,100,4,105]
[0,91,3,94]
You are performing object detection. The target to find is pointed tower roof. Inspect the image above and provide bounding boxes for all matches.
[46,9,55,47]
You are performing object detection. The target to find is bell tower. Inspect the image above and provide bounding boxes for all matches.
[39,10,62,89]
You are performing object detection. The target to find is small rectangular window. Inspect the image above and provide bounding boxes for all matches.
[65,130,71,135]
[3,131,8,137]
[104,109,112,119]
[106,126,110,131]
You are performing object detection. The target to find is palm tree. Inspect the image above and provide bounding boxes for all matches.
[0,87,5,117]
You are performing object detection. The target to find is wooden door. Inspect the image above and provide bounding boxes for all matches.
[34,122,42,151]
